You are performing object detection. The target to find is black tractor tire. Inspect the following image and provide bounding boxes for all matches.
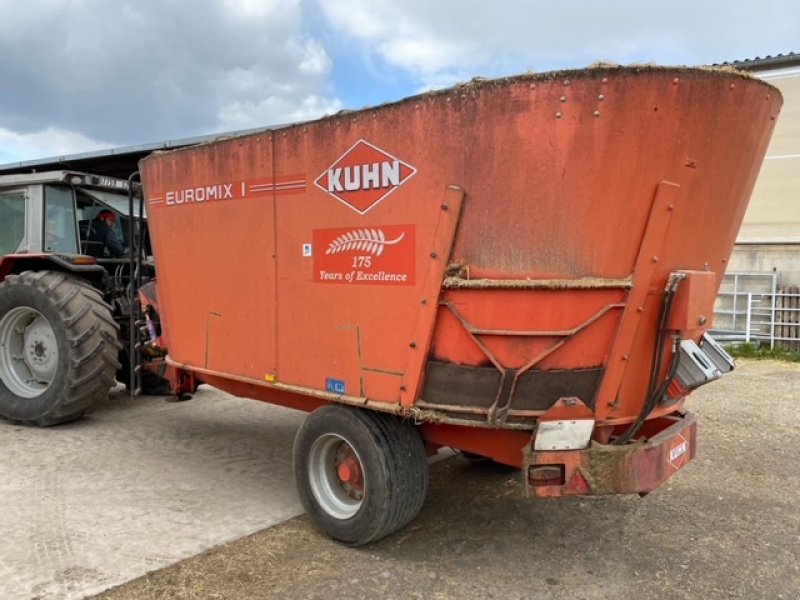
[0,271,121,426]
[293,405,429,546]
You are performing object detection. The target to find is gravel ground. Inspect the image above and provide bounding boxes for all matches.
[93,359,800,600]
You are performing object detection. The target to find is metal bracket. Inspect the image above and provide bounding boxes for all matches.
[593,180,681,421]
[399,185,466,407]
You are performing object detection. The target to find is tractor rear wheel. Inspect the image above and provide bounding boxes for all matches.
[293,405,429,545]
[0,271,120,426]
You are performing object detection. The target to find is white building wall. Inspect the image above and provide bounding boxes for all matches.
[734,64,800,285]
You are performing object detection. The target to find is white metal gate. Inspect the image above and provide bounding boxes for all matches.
[712,271,800,350]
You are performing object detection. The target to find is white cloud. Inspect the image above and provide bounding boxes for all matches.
[218,93,342,130]
[299,39,332,76]
[320,1,467,77]
[222,0,287,19]
[0,0,341,159]
[378,36,464,76]
[0,126,111,163]
[1,0,798,162]
[320,0,800,88]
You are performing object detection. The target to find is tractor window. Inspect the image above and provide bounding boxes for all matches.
[0,192,26,255]
[44,186,80,254]
[76,191,130,252]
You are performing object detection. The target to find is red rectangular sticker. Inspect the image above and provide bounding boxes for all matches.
[313,225,415,285]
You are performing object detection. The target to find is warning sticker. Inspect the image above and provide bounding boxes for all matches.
[313,225,415,285]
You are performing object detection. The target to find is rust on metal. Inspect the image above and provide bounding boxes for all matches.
[524,411,697,497]
[442,276,632,290]
[139,66,780,495]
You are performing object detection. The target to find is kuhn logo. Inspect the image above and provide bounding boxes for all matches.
[667,435,690,470]
[315,139,417,215]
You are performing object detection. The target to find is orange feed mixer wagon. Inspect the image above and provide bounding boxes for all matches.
[139,65,781,545]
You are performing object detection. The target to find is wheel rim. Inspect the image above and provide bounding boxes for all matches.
[308,434,365,520]
[0,307,59,398]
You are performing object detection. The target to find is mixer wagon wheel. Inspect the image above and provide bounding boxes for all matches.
[293,405,429,546]
[0,271,120,426]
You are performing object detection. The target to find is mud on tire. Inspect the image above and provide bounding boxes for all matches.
[0,271,121,426]
[293,405,429,546]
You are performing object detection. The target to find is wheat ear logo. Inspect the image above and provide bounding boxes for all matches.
[325,228,405,257]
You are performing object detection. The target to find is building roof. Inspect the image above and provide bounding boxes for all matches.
[0,125,277,179]
[714,52,800,71]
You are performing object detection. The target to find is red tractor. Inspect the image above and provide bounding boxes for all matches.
[0,171,180,425]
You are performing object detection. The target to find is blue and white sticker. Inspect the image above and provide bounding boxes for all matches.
[325,378,346,394]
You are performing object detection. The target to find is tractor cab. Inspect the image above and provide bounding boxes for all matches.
[0,171,148,264]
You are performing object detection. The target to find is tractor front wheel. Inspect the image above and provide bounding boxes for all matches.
[0,271,120,426]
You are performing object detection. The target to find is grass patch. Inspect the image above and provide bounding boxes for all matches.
[725,342,800,362]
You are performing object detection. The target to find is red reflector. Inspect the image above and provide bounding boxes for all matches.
[528,464,565,487]
[666,378,687,399]
[566,471,590,493]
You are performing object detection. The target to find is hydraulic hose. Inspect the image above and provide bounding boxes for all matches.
[613,273,685,445]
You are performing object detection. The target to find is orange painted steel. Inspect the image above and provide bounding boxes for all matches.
[525,412,698,498]
[139,66,780,490]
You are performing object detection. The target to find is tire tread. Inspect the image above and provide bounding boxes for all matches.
[294,405,428,545]
[0,271,121,426]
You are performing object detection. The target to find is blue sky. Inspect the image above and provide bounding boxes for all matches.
[0,0,798,165]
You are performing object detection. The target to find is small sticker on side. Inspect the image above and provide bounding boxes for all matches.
[302,243,312,257]
[669,441,687,462]
[667,434,690,469]
[325,378,346,394]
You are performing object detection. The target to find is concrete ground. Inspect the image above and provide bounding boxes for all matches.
[0,386,307,600]
[94,359,799,600]
[3,360,799,599]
